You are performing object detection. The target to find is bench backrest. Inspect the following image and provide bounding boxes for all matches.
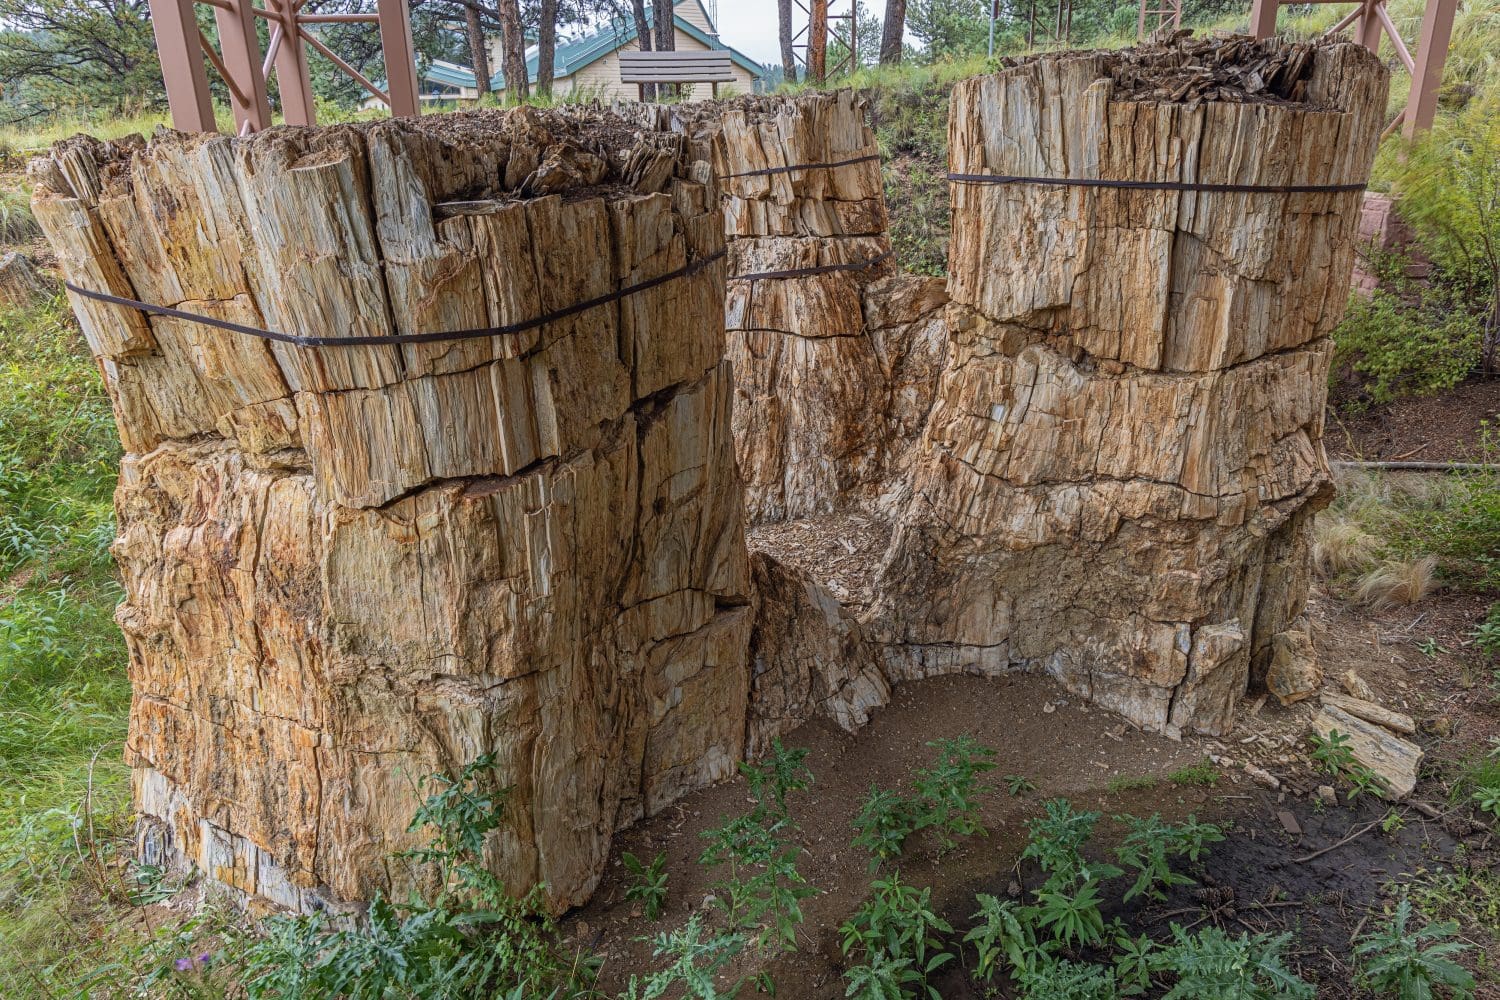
[619,50,736,84]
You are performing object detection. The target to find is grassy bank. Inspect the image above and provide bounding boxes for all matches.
[0,293,134,996]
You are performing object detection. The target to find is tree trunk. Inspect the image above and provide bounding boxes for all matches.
[879,0,905,65]
[807,0,827,83]
[778,0,796,82]
[463,5,491,99]
[630,0,654,99]
[536,0,558,98]
[652,0,674,98]
[496,0,528,100]
[31,112,747,915]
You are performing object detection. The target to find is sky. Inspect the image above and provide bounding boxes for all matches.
[709,0,893,66]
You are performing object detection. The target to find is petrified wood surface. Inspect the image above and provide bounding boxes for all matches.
[32,108,751,913]
[873,39,1388,735]
[678,92,949,523]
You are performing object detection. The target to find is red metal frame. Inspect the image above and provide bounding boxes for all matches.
[150,0,420,133]
[1248,0,1456,137]
[1137,0,1182,40]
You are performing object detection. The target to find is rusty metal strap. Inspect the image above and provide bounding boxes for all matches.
[730,250,893,283]
[721,153,882,179]
[946,173,1367,194]
[63,248,727,348]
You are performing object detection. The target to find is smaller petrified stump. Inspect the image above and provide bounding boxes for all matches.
[0,250,47,306]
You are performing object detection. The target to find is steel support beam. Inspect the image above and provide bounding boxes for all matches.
[149,0,217,132]
[214,0,273,133]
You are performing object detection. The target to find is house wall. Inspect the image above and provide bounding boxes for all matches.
[561,31,758,101]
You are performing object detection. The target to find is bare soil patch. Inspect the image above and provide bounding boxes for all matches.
[1327,377,1500,463]
[566,583,1500,997]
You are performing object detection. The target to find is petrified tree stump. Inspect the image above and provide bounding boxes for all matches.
[678,93,948,523]
[31,110,750,912]
[0,250,47,306]
[872,39,1389,735]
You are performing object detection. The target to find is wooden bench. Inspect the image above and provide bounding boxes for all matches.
[619,50,736,100]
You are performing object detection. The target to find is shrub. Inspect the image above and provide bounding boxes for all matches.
[1354,898,1476,1000]
[1472,604,1500,659]
[1013,959,1119,1000]
[850,735,996,867]
[1020,799,1117,889]
[1333,287,1482,405]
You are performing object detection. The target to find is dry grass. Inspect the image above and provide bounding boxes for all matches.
[1312,515,1380,577]
[1355,556,1439,609]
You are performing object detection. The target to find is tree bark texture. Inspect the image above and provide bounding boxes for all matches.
[463,5,491,98]
[880,0,906,65]
[778,0,797,82]
[497,0,528,99]
[536,0,559,97]
[31,110,748,915]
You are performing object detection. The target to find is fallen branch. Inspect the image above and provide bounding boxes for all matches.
[1293,815,1386,863]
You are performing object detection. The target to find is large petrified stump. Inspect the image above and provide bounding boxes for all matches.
[871,39,1388,735]
[31,109,749,912]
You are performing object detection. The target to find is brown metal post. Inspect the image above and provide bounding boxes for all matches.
[377,0,421,117]
[149,0,217,132]
[269,0,316,125]
[1356,0,1383,52]
[214,0,272,133]
[1403,0,1456,137]
[1248,0,1279,38]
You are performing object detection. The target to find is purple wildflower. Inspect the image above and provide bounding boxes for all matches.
[174,958,192,972]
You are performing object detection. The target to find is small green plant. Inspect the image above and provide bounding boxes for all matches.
[1031,879,1108,951]
[1168,759,1220,788]
[1354,898,1476,1000]
[1113,813,1224,903]
[623,851,669,920]
[909,735,996,850]
[840,872,955,1000]
[1021,799,1117,889]
[1382,809,1408,834]
[1418,637,1450,658]
[699,739,816,954]
[1472,785,1500,821]
[1013,959,1119,1000]
[1347,765,1388,801]
[1471,604,1500,659]
[850,736,997,867]
[852,786,919,870]
[1310,729,1356,776]
[1004,774,1036,796]
[1107,774,1157,793]
[1154,925,1314,1000]
[965,893,1045,982]
[1112,931,1158,996]
[621,914,746,1000]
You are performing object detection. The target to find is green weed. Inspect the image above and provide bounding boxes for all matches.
[1113,814,1224,904]
[1354,898,1476,1000]
[840,872,955,1000]
[623,852,669,921]
[1168,760,1220,788]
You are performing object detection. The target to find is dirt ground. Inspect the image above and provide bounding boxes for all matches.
[565,581,1500,997]
[1327,377,1500,463]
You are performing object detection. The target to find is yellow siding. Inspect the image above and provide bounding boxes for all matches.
[675,0,714,33]
[494,25,757,102]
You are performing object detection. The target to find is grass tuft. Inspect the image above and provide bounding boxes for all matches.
[1312,514,1380,578]
[1355,556,1439,609]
